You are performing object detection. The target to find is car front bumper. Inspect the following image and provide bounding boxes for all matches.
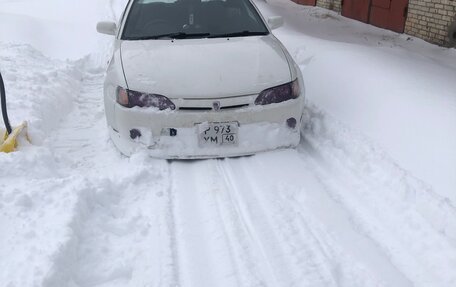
[109,98,304,159]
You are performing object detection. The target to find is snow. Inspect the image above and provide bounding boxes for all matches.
[0,43,84,144]
[1,0,456,286]
[257,0,456,203]
[0,0,119,60]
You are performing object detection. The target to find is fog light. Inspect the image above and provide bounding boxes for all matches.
[130,129,141,139]
[287,118,297,129]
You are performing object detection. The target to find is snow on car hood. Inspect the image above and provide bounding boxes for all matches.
[120,36,291,99]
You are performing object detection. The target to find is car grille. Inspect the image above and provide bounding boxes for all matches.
[178,104,250,111]
[175,95,254,112]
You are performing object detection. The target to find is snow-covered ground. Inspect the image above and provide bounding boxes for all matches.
[258,0,456,211]
[1,0,455,286]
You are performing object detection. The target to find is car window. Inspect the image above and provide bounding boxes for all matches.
[122,0,269,40]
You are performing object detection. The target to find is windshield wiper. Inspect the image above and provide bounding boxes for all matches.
[128,32,211,40]
[208,31,269,38]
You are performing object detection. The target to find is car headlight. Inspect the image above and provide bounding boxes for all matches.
[254,79,300,105]
[116,87,176,110]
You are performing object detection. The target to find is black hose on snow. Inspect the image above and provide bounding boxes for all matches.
[0,71,12,135]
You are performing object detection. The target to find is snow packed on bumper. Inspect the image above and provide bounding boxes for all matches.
[111,121,300,158]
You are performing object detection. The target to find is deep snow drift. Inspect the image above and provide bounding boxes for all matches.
[1,0,455,286]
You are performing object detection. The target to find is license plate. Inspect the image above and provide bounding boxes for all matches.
[198,122,239,147]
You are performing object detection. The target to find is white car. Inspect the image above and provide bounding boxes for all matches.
[97,0,305,159]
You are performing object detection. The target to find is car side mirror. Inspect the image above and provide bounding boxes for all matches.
[97,21,117,36]
[268,16,284,30]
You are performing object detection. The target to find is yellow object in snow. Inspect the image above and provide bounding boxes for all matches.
[0,121,28,153]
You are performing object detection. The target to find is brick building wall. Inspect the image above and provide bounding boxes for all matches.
[303,0,456,47]
[405,0,456,46]
[315,0,341,12]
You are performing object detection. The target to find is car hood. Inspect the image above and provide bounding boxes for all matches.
[120,36,291,99]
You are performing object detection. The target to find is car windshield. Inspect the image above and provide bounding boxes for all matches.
[122,0,269,40]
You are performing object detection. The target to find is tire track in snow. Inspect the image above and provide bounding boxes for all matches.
[218,156,345,287]
[209,159,276,286]
[217,151,421,287]
[160,161,181,287]
[170,160,270,286]
[298,107,456,287]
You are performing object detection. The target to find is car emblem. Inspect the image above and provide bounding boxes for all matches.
[212,101,221,112]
